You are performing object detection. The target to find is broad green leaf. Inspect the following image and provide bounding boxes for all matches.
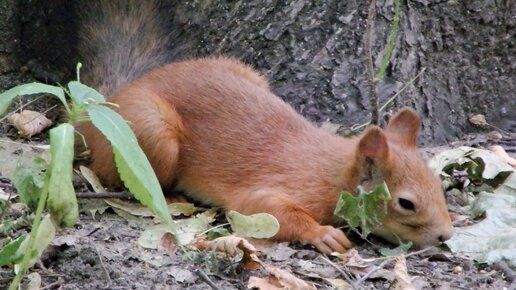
[13,160,46,210]
[86,105,175,232]
[138,209,217,248]
[445,208,516,267]
[0,83,68,116]
[15,214,56,272]
[68,81,105,105]
[226,210,280,239]
[379,241,412,257]
[0,236,26,266]
[47,124,78,227]
[334,182,391,237]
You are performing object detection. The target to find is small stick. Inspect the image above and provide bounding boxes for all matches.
[194,268,221,290]
[320,256,357,290]
[95,246,113,287]
[493,261,516,283]
[76,191,133,199]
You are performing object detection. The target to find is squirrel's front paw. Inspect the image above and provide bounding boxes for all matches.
[306,225,352,254]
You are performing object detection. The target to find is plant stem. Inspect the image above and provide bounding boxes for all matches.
[8,173,50,290]
[376,0,400,81]
[363,0,379,125]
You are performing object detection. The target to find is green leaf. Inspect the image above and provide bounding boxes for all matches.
[378,241,412,257]
[0,83,69,116]
[334,182,391,237]
[15,214,56,271]
[445,208,516,267]
[68,81,105,105]
[86,105,175,232]
[207,227,230,240]
[226,210,280,239]
[0,236,26,267]
[47,124,78,227]
[12,160,46,210]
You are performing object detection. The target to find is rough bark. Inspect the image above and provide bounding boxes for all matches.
[2,0,515,145]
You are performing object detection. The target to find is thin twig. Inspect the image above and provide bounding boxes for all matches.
[76,191,133,199]
[320,256,357,290]
[194,268,221,290]
[363,0,379,125]
[353,256,392,288]
[95,246,112,287]
[350,67,426,133]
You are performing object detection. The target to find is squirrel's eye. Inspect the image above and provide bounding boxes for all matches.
[398,198,416,212]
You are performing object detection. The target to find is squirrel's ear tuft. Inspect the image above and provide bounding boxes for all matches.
[386,107,421,147]
[358,126,389,160]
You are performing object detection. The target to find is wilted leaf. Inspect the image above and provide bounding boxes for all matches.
[168,202,199,217]
[138,209,216,248]
[334,182,391,237]
[79,165,106,193]
[226,210,280,239]
[26,272,42,290]
[490,145,516,167]
[445,208,516,267]
[248,276,282,289]
[13,161,46,210]
[264,265,317,290]
[8,110,52,138]
[469,114,488,127]
[324,278,351,290]
[0,236,26,266]
[47,124,78,227]
[157,232,177,254]
[87,105,175,232]
[15,214,56,272]
[105,198,155,217]
[393,256,415,290]
[332,248,375,268]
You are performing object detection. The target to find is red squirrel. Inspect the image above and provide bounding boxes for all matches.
[76,1,453,253]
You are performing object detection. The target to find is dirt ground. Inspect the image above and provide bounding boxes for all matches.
[1,116,515,289]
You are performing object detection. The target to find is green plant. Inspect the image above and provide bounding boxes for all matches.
[0,64,176,289]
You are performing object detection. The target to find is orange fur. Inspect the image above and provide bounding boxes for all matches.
[76,57,453,253]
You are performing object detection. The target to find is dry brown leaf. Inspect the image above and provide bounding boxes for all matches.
[393,256,415,290]
[248,276,282,289]
[331,248,375,268]
[26,272,42,290]
[157,232,177,254]
[486,131,503,141]
[7,110,52,138]
[79,165,107,193]
[490,145,516,167]
[194,236,262,270]
[265,265,317,290]
[469,114,488,127]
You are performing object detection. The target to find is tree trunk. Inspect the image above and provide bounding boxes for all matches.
[3,0,515,144]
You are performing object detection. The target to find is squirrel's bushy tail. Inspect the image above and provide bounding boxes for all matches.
[77,0,181,97]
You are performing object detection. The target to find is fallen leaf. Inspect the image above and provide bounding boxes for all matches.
[167,266,196,283]
[157,232,177,254]
[332,248,375,268]
[15,214,56,272]
[226,210,280,239]
[7,110,52,137]
[486,131,503,141]
[79,165,106,193]
[26,272,42,290]
[324,278,351,290]
[138,209,216,248]
[194,235,262,270]
[0,188,17,200]
[393,256,415,290]
[265,265,317,290]
[469,114,488,127]
[490,145,516,167]
[248,276,282,289]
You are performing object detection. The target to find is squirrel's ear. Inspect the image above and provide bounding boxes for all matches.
[358,126,389,160]
[386,107,421,147]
